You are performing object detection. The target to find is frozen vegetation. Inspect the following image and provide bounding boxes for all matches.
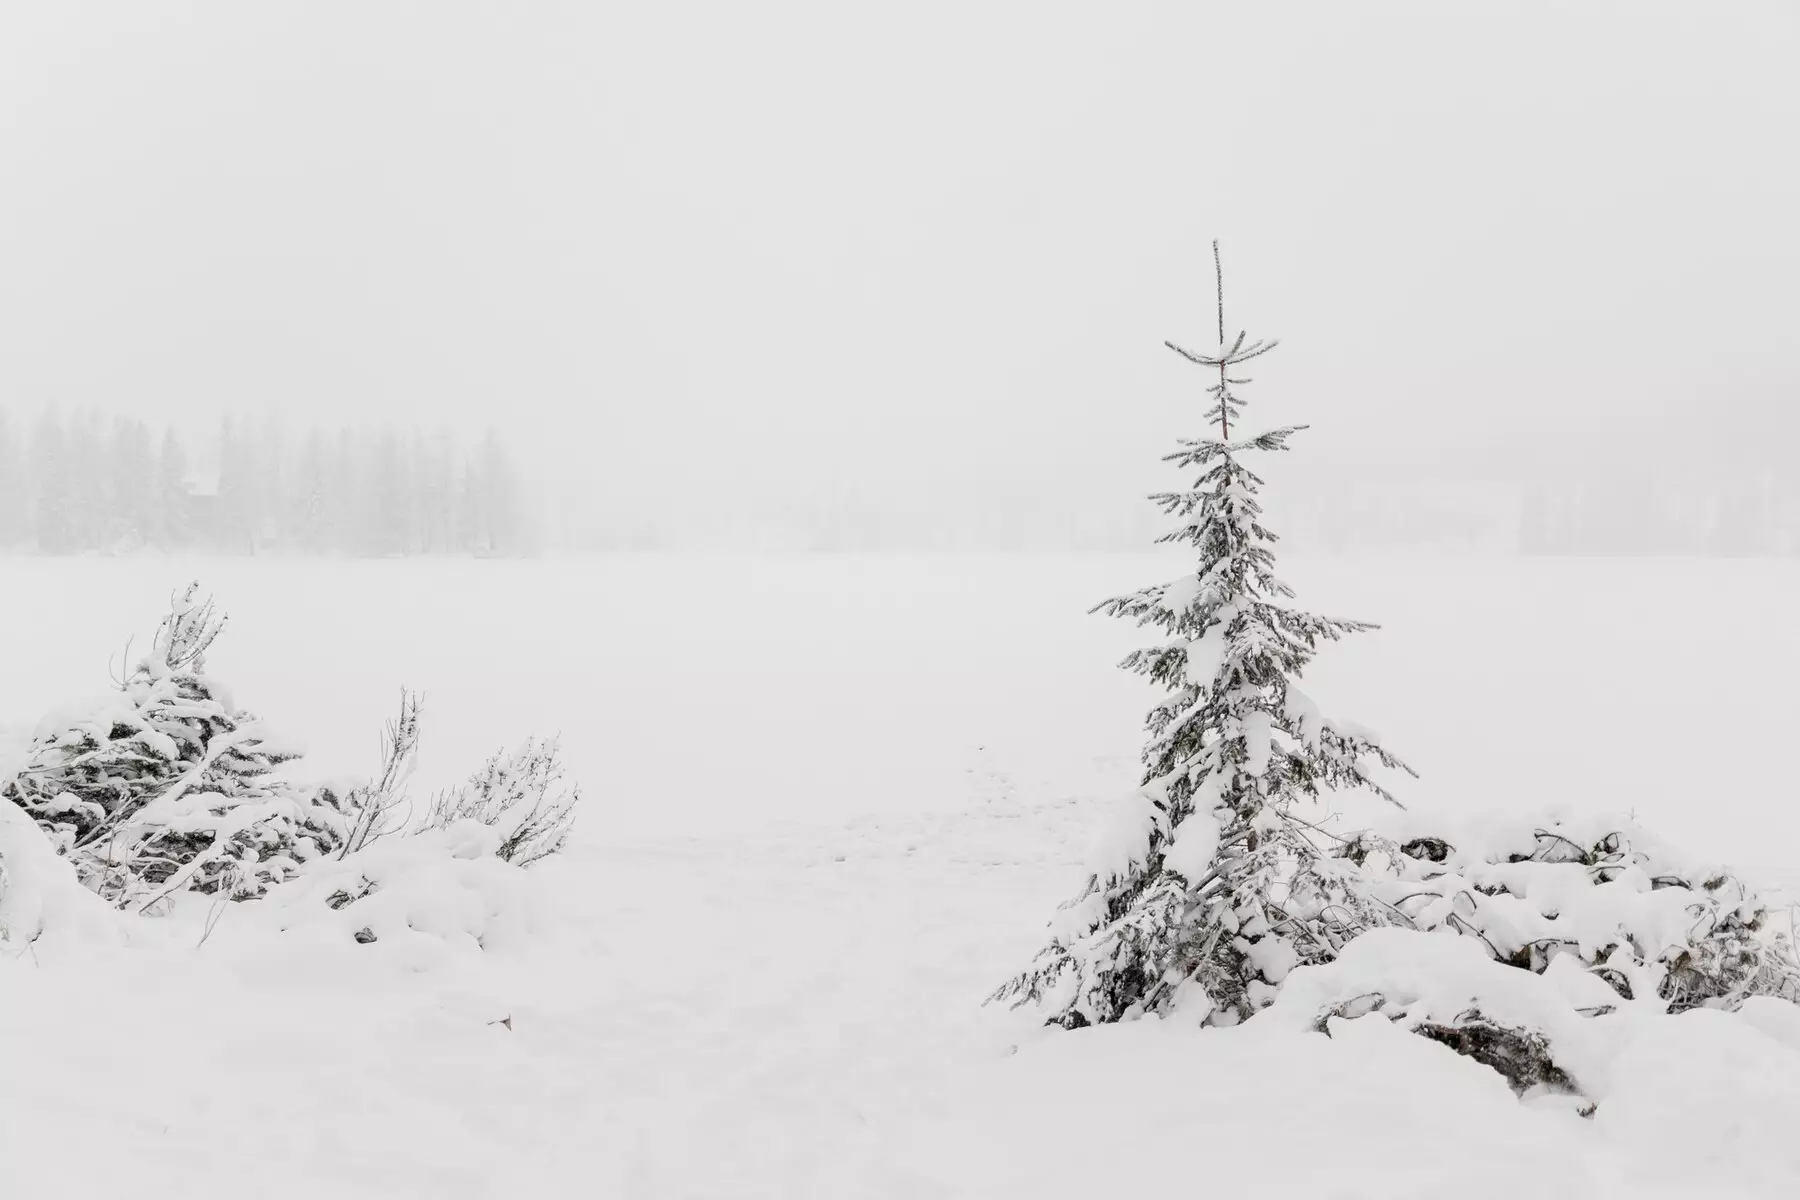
[1,550,1798,1198]
[988,251,1800,1133]
[7,263,1799,1194]
[3,236,1799,1191]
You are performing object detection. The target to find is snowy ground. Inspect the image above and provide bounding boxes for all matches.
[6,553,1800,1198]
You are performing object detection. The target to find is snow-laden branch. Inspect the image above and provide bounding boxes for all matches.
[1164,333,1281,368]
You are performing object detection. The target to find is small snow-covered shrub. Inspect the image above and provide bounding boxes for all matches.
[238,735,576,957]
[1339,809,1800,1015]
[1237,810,1800,1105]
[420,736,576,867]
[240,731,578,955]
[3,584,357,908]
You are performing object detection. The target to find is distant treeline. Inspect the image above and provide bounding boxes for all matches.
[549,477,1800,557]
[3,408,1793,559]
[0,408,537,557]
[1519,474,1795,557]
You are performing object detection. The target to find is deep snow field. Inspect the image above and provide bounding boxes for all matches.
[6,552,1800,1198]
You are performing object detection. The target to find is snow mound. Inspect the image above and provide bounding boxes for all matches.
[229,822,547,969]
[1261,927,1617,1098]
[1,792,123,952]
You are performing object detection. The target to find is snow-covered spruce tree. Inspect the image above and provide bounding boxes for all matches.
[3,584,357,908]
[993,243,1413,1029]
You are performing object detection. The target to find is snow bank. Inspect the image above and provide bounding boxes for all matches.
[219,822,548,969]
[0,792,123,952]
[1262,927,1621,1095]
[960,985,1800,1198]
[7,556,1800,1196]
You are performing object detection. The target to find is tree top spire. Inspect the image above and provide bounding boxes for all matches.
[1164,240,1279,442]
[1214,238,1225,349]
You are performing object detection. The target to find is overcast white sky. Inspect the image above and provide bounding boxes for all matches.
[3,1,1796,530]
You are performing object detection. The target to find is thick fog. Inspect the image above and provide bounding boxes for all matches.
[2,2,1796,553]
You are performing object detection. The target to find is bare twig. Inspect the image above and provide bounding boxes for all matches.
[338,690,424,858]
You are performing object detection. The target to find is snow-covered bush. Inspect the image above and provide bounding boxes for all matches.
[1264,812,1800,1106]
[1339,810,1800,1016]
[212,706,574,954]
[3,584,357,909]
[421,735,576,867]
[1007,802,1800,1103]
[1,581,583,976]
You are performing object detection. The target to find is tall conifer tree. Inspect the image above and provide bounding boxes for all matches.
[994,243,1413,1028]
[32,407,73,553]
[155,426,192,549]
